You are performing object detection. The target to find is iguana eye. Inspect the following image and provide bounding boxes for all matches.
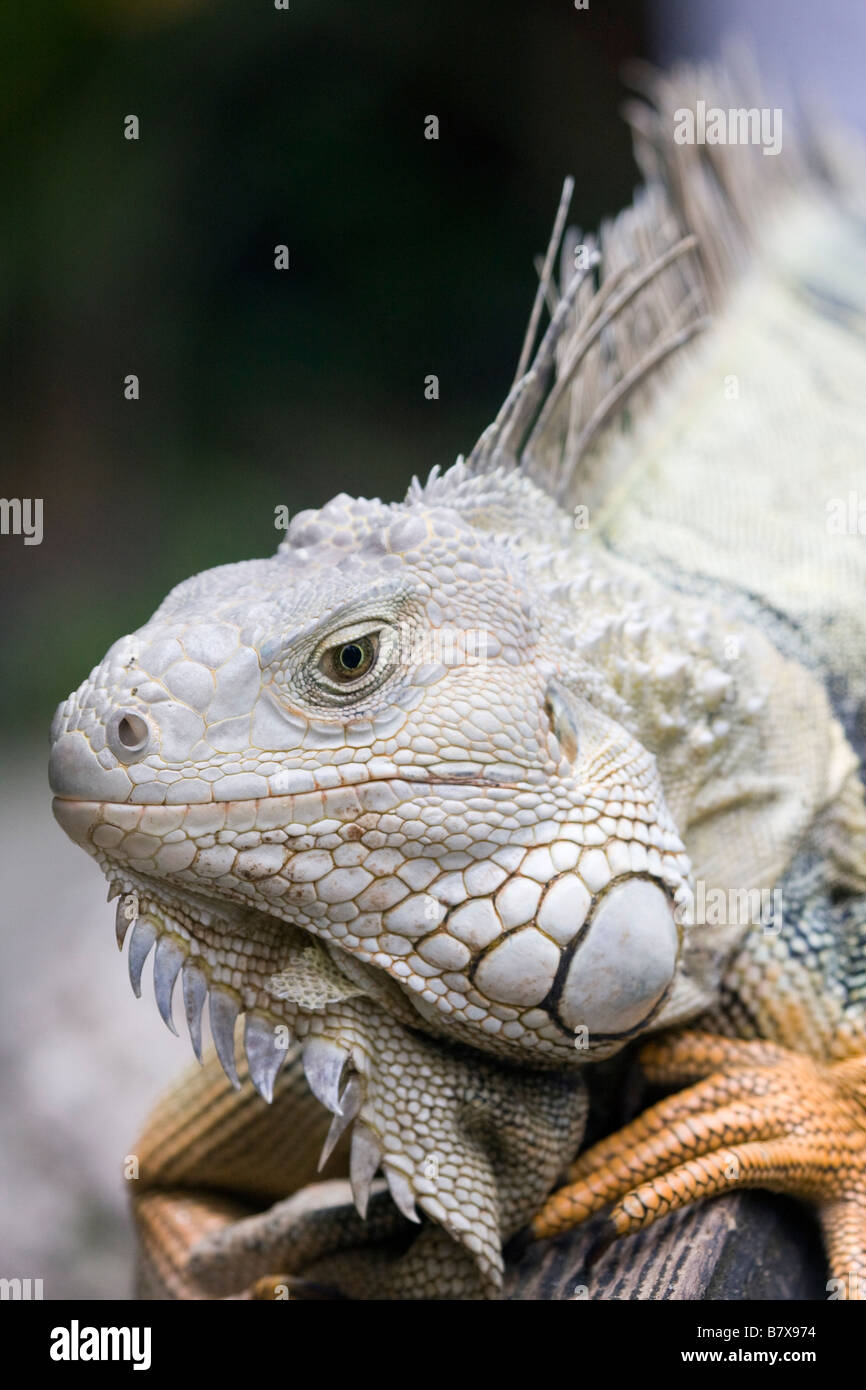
[319,634,379,683]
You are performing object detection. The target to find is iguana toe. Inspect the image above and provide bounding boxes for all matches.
[532,1031,866,1300]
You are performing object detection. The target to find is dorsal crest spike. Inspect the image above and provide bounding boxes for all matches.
[463,52,838,516]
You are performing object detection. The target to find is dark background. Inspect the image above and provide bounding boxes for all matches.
[3,0,864,732]
[1,0,650,734]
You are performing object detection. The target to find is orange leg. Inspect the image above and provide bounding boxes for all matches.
[532,1032,866,1300]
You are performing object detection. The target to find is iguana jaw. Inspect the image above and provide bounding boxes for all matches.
[54,767,691,1079]
[52,803,601,1285]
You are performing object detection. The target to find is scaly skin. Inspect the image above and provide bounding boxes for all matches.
[534,1032,866,1299]
[49,60,866,1297]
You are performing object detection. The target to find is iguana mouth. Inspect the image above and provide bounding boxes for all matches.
[54,773,692,1083]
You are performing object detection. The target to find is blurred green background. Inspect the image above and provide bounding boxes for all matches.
[0,0,645,736]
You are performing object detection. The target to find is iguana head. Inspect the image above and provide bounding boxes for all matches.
[50,465,694,1095]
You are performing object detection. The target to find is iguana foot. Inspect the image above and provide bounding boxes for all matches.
[532,1031,866,1300]
[189,1179,488,1299]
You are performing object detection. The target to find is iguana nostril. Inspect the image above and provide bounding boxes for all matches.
[118,715,147,748]
[106,708,152,761]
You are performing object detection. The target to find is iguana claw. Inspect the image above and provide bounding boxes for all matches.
[532,1031,866,1300]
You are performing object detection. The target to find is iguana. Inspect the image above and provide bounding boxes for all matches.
[49,55,866,1300]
